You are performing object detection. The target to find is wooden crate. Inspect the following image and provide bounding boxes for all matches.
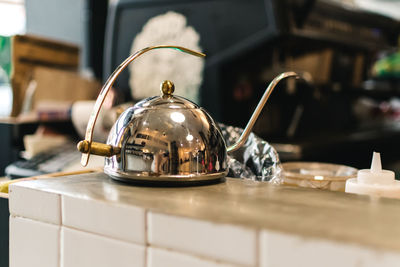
[10,35,79,116]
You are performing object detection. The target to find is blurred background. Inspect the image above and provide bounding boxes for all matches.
[0,0,400,177]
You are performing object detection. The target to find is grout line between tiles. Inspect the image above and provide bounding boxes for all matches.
[10,214,59,226]
[59,226,63,267]
[60,194,63,225]
[59,196,63,267]
[8,213,61,226]
[61,225,146,247]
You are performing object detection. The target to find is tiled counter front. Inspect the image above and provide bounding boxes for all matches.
[8,173,400,267]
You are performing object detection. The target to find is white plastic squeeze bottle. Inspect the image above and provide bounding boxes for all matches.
[345,152,400,199]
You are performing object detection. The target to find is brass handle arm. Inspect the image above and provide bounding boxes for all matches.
[78,140,121,157]
[227,71,300,153]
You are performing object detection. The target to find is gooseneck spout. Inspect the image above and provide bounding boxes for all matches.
[227,71,300,153]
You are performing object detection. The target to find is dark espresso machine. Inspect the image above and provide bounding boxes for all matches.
[103,0,400,170]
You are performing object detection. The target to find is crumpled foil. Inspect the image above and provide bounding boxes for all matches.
[218,123,283,183]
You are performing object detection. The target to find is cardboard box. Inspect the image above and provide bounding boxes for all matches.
[10,35,80,117]
[27,66,100,120]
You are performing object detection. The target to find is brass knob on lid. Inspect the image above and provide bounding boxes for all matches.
[161,80,175,96]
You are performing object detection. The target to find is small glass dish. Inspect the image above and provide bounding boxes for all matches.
[281,162,358,191]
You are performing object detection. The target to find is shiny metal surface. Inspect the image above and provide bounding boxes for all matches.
[80,45,205,166]
[103,95,228,181]
[77,44,301,183]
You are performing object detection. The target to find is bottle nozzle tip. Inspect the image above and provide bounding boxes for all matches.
[371,151,382,173]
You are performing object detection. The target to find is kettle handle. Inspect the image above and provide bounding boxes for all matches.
[227,71,300,153]
[80,45,205,166]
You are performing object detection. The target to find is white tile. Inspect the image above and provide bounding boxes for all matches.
[148,246,241,267]
[9,184,61,224]
[62,195,145,244]
[259,230,400,267]
[61,226,145,267]
[10,216,60,267]
[148,212,257,266]
[363,251,400,267]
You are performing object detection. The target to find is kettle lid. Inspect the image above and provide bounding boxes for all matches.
[134,80,200,109]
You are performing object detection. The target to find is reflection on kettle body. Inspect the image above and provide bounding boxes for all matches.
[170,141,179,175]
[151,151,169,174]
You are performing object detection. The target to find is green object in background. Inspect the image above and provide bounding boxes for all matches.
[373,51,400,79]
[0,36,11,80]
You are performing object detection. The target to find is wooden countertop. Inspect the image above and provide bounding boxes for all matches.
[14,172,400,252]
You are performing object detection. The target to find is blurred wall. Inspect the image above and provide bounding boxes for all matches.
[25,0,88,69]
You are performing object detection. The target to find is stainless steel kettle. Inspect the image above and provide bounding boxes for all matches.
[77,45,299,183]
